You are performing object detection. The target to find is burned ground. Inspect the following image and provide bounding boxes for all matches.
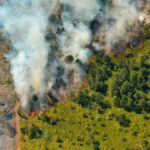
[0,33,18,150]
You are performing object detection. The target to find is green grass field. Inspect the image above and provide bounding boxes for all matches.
[20,101,150,150]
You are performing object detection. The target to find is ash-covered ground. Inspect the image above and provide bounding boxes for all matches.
[0,34,18,150]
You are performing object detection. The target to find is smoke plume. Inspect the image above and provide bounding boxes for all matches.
[0,0,149,109]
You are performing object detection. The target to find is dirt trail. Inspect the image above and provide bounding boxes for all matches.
[15,101,20,150]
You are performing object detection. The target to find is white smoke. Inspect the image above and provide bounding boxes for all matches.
[61,0,100,21]
[0,0,149,109]
[0,0,52,107]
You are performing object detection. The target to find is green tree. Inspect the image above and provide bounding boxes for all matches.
[29,124,43,139]
[116,114,131,127]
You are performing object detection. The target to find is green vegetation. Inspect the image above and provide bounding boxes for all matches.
[20,101,150,150]
[111,49,150,113]
[116,114,131,127]
[20,25,150,150]
[75,45,149,114]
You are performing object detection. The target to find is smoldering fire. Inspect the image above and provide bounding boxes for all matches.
[0,0,149,109]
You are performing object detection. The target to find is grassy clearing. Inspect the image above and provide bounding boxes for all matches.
[20,101,150,150]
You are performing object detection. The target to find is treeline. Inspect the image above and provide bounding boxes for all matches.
[74,51,113,112]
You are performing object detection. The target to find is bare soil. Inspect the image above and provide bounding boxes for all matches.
[0,36,20,150]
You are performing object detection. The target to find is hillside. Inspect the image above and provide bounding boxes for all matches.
[20,24,150,150]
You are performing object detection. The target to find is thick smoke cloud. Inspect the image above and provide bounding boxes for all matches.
[0,0,52,107]
[0,0,149,109]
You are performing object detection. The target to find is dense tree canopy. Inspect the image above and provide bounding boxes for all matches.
[74,48,150,114]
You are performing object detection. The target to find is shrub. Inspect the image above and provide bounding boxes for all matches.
[38,115,58,126]
[56,137,63,143]
[29,124,43,139]
[92,140,100,150]
[116,114,131,127]
[21,127,28,135]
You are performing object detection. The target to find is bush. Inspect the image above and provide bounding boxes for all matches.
[38,115,58,126]
[21,127,28,135]
[74,90,93,108]
[116,114,131,127]
[92,140,100,150]
[29,124,43,139]
[56,137,63,143]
